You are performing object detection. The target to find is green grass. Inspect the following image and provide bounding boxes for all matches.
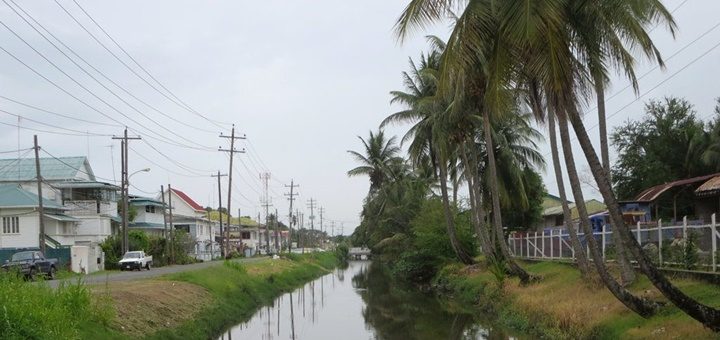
[144,252,338,339]
[434,260,720,339]
[0,274,114,340]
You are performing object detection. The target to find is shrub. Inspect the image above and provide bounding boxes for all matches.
[334,242,350,263]
[392,248,442,284]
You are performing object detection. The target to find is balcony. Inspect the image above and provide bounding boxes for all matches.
[64,200,117,217]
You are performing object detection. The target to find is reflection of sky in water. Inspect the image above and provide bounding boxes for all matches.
[220,261,520,340]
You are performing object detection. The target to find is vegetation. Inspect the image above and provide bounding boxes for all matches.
[345,0,720,331]
[0,274,113,339]
[146,253,337,339]
[100,230,197,270]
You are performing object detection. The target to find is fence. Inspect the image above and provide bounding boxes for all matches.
[508,214,719,272]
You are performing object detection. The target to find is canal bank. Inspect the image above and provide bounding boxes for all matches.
[433,260,720,339]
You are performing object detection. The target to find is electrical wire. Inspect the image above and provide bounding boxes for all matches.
[5,0,219,134]
[0,95,121,128]
[0,109,113,136]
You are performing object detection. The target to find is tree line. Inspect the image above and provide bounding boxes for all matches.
[348,0,720,331]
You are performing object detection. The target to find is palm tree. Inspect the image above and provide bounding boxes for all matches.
[347,130,403,194]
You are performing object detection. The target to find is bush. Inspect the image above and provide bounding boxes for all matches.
[335,242,350,263]
[665,232,700,270]
[392,248,442,284]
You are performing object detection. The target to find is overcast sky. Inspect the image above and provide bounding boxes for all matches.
[0,0,718,234]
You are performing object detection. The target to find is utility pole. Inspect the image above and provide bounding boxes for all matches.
[274,208,280,252]
[219,125,245,257]
[318,206,325,247]
[112,128,141,254]
[211,171,228,257]
[33,135,45,253]
[167,184,175,264]
[307,199,316,248]
[260,172,272,253]
[160,185,168,239]
[285,180,298,252]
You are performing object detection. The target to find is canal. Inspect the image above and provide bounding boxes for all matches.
[220,261,522,339]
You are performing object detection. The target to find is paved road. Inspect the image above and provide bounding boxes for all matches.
[47,257,267,288]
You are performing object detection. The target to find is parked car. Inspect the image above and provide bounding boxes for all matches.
[1,251,58,280]
[119,251,153,271]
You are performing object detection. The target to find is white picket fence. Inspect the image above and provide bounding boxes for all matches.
[508,214,719,272]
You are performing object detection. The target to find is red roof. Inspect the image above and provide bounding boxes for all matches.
[171,188,205,212]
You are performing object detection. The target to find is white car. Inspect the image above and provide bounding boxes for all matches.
[119,251,153,271]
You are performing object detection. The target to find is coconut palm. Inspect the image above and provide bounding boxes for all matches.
[397,0,720,330]
[347,130,403,194]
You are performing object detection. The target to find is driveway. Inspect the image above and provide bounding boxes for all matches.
[47,256,267,288]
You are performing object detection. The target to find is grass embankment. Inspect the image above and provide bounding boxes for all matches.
[0,253,337,339]
[144,252,337,339]
[436,261,720,339]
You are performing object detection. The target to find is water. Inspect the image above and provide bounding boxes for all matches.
[220,261,521,340]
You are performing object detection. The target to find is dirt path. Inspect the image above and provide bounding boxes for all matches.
[48,256,267,288]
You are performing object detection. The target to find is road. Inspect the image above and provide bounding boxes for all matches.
[47,256,267,288]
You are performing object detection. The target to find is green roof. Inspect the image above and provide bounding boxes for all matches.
[0,184,62,209]
[129,222,165,229]
[0,157,92,182]
[130,197,165,207]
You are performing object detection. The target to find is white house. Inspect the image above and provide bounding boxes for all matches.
[161,188,220,260]
[0,156,119,272]
[128,196,166,237]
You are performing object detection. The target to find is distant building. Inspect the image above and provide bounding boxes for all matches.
[128,196,166,237]
[160,188,219,260]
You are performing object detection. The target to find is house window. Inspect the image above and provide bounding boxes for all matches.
[145,205,156,213]
[241,232,250,240]
[2,217,19,234]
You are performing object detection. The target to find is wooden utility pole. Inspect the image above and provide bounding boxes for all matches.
[160,185,168,239]
[33,135,45,253]
[112,128,141,254]
[219,125,245,256]
[274,208,280,251]
[319,206,325,247]
[211,171,228,257]
[167,184,175,264]
[260,172,272,253]
[285,180,298,252]
[307,198,316,248]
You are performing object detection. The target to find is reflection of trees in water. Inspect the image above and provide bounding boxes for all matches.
[352,262,509,340]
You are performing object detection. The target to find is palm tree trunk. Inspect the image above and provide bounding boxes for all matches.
[482,110,531,283]
[547,105,591,278]
[596,83,636,285]
[566,105,720,330]
[460,140,495,260]
[557,112,657,317]
[438,153,475,265]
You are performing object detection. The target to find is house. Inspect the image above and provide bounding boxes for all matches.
[128,196,167,237]
[538,197,607,231]
[0,156,119,272]
[620,172,720,223]
[161,188,220,260]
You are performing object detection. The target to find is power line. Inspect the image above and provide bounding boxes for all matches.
[0,12,215,151]
[0,95,121,128]
[4,0,219,134]
[40,148,115,182]
[59,0,231,130]
[0,109,113,136]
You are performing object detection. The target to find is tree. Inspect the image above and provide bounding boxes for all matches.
[347,130,403,195]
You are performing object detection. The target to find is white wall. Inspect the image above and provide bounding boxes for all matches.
[74,217,112,243]
[0,208,40,249]
[135,208,164,224]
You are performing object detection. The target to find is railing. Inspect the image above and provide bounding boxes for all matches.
[508,214,719,272]
[64,200,117,217]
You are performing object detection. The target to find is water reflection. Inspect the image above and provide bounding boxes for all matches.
[220,261,520,339]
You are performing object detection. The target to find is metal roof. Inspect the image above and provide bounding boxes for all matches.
[542,199,606,221]
[634,173,720,202]
[129,197,165,207]
[0,184,62,209]
[169,188,205,212]
[695,175,720,197]
[0,157,93,182]
[129,222,165,229]
[44,213,80,222]
[53,181,119,190]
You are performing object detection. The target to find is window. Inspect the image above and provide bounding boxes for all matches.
[2,217,19,234]
[241,232,251,240]
[145,205,156,213]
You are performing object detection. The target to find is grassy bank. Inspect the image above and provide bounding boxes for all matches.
[434,261,720,339]
[0,253,337,339]
[144,252,337,339]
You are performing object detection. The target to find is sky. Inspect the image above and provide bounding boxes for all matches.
[0,0,718,235]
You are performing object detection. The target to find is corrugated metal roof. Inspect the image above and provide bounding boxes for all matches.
[0,157,92,182]
[170,188,205,212]
[542,199,606,221]
[634,173,720,202]
[0,184,62,209]
[44,213,80,222]
[53,181,118,190]
[695,175,720,197]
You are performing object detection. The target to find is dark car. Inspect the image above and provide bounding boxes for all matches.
[2,251,58,280]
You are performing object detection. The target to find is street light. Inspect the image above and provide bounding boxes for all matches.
[129,168,151,179]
